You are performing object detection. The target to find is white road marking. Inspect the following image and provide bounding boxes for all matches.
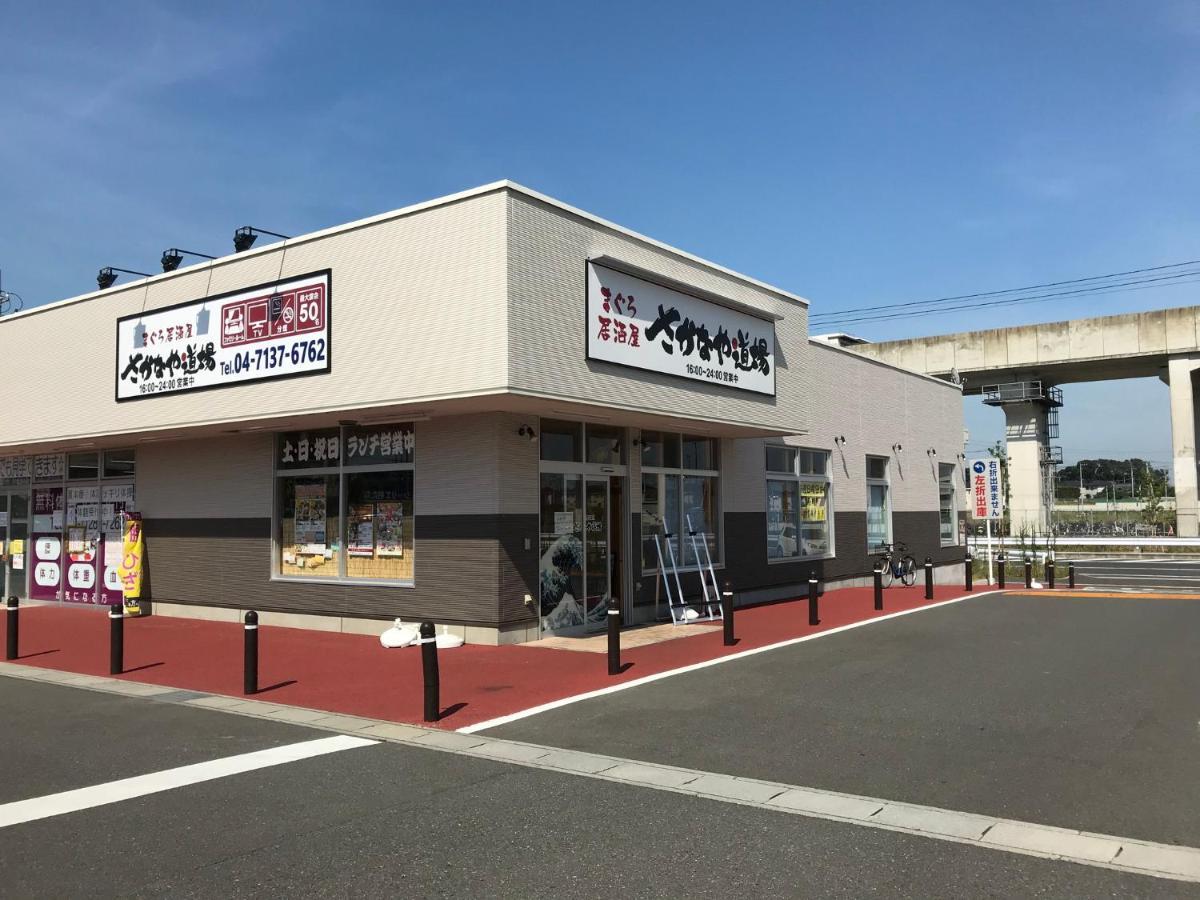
[1075,572,1200,580]
[0,735,377,829]
[3,645,1200,881]
[459,591,998,734]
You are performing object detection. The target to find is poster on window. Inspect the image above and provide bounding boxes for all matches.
[586,261,776,396]
[376,502,404,557]
[294,482,327,549]
[116,269,332,401]
[29,486,64,601]
[348,505,375,557]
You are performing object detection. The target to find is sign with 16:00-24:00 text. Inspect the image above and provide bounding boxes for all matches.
[116,270,331,401]
[586,261,776,396]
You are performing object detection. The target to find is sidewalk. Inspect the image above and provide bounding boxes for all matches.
[1,585,979,730]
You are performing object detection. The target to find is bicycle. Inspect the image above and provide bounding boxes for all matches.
[876,541,917,587]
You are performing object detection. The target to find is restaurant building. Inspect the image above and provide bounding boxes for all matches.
[0,182,964,643]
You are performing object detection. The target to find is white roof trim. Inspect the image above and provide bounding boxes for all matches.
[3,180,808,324]
[809,338,963,391]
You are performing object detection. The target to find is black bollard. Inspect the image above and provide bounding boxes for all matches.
[243,610,259,695]
[607,595,621,675]
[5,596,17,661]
[998,553,1006,589]
[808,572,820,626]
[873,565,883,611]
[1069,563,1076,588]
[1046,557,1055,589]
[420,621,440,723]
[965,554,974,592]
[924,557,934,600]
[722,581,735,647]
[1024,556,1032,589]
[109,604,124,675]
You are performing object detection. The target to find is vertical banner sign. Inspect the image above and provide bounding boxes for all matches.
[30,486,64,601]
[117,512,145,614]
[116,269,331,400]
[970,458,1004,519]
[586,262,776,395]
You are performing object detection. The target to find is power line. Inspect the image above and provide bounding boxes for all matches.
[810,256,1200,326]
[812,270,1200,328]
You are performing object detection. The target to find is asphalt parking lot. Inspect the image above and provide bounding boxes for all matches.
[1068,555,1200,592]
[492,591,1200,848]
[2,591,1198,897]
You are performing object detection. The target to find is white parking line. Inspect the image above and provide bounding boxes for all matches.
[0,735,377,829]
[459,591,998,734]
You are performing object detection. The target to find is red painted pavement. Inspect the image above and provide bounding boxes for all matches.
[1,585,978,730]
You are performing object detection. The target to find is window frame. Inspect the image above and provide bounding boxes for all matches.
[271,423,417,587]
[641,433,721,573]
[938,461,958,547]
[765,444,835,563]
[865,454,892,552]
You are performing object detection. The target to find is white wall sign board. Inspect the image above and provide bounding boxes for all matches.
[970,458,1004,519]
[586,262,775,395]
[116,269,331,401]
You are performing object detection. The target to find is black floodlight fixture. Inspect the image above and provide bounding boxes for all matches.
[97,267,151,290]
[161,248,216,273]
[234,226,291,253]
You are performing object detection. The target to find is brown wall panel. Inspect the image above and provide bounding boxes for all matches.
[143,514,537,628]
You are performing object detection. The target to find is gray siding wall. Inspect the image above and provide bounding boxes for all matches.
[505,192,809,435]
[0,190,510,451]
[135,414,541,629]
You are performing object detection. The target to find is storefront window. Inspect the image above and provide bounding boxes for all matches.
[540,420,582,463]
[346,470,413,581]
[866,455,891,550]
[766,445,833,560]
[275,423,414,583]
[641,433,717,571]
[67,452,99,480]
[585,424,624,465]
[278,475,341,578]
[640,431,680,469]
[939,462,957,545]
[103,449,136,478]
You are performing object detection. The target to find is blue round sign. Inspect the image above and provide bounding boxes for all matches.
[972,461,986,474]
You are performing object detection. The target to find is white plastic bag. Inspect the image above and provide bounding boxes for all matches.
[434,625,464,649]
[380,618,417,649]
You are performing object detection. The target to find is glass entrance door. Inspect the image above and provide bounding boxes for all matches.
[539,473,618,635]
[583,478,610,632]
[2,492,29,600]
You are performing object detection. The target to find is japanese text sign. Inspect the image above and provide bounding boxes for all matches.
[116,270,331,401]
[586,262,776,396]
[970,458,1004,519]
[277,423,414,470]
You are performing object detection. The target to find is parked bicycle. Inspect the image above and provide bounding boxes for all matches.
[876,541,917,587]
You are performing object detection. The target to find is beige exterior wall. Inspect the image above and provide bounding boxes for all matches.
[135,414,540,521]
[0,189,510,451]
[505,192,809,436]
[797,342,963,516]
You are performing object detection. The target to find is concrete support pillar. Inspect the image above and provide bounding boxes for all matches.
[1167,355,1200,537]
[1003,401,1049,535]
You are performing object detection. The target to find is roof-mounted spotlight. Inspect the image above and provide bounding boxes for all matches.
[97,267,151,290]
[161,248,216,273]
[233,226,290,253]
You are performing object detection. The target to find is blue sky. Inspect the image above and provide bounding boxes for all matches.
[2,1,1198,470]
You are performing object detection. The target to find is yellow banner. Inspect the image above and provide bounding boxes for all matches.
[117,512,144,601]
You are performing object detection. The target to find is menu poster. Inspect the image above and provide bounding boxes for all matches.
[348,505,375,557]
[376,502,404,557]
[294,482,327,548]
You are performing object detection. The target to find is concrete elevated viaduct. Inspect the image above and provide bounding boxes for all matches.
[845,304,1200,535]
